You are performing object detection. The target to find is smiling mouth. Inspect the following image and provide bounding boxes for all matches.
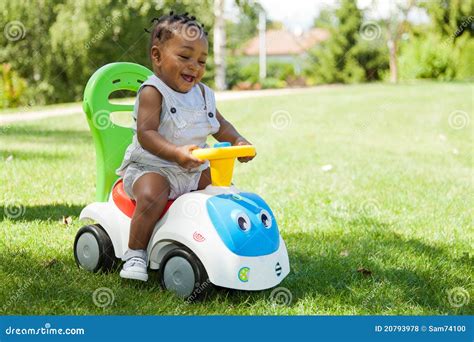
[181,74,196,83]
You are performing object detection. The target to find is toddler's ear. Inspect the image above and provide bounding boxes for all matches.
[151,46,162,65]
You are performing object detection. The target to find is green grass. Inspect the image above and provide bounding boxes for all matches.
[1,82,473,315]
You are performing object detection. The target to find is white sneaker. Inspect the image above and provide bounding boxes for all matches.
[120,250,148,282]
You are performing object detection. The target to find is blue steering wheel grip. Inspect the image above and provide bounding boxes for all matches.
[213,142,232,148]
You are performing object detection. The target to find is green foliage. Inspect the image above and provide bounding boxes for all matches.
[223,56,243,89]
[304,0,388,84]
[0,64,27,108]
[0,0,267,107]
[353,39,389,81]
[399,34,453,80]
[228,61,295,89]
[313,6,336,29]
[260,77,286,89]
[0,0,61,106]
[453,34,474,80]
[420,0,474,38]
[226,0,262,52]
[0,0,215,107]
[399,31,473,81]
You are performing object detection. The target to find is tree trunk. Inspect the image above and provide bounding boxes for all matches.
[213,0,227,90]
[387,38,398,83]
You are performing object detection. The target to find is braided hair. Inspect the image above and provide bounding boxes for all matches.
[145,11,208,54]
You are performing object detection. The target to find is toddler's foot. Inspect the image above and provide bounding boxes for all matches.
[120,249,148,282]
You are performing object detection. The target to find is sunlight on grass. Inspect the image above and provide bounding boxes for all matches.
[0,82,472,315]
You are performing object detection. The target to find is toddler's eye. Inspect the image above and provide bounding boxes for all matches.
[259,209,272,229]
[199,61,206,65]
[178,55,190,60]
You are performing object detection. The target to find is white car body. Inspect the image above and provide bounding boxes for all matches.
[80,184,290,291]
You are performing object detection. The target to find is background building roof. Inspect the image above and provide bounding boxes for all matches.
[242,28,330,56]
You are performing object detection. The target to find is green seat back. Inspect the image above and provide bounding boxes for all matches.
[83,62,153,201]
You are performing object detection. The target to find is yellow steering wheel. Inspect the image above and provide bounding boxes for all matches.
[192,142,256,186]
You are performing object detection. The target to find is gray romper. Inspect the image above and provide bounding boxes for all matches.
[116,74,220,199]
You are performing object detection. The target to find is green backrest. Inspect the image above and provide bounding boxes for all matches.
[83,62,153,202]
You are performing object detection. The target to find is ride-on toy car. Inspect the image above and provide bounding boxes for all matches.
[74,63,290,299]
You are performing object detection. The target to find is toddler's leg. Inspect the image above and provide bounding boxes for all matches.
[120,172,169,282]
[129,172,170,250]
[197,168,212,190]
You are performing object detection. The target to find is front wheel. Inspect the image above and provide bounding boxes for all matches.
[159,247,211,301]
[74,224,116,273]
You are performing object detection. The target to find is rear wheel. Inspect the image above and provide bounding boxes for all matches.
[74,224,116,273]
[159,247,211,301]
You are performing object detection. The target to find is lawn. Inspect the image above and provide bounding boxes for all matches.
[0,82,472,315]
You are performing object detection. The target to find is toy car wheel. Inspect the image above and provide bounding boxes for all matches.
[160,247,210,301]
[74,224,116,273]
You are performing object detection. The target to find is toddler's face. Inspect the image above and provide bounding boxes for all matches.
[152,32,208,93]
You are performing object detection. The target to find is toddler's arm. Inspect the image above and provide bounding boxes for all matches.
[213,109,255,163]
[136,86,204,169]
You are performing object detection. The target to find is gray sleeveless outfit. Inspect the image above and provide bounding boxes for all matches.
[116,74,220,199]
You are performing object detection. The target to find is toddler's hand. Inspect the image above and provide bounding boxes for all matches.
[233,137,256,163]
[175,145,205,170]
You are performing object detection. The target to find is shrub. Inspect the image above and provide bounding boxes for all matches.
[0,63,27,108]
[231,61,297,89]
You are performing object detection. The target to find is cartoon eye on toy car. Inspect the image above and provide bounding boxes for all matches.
[73,63,290,300]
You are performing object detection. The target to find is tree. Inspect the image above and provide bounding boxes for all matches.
[213,0,264,90]
[420,0,474,39]
[396,0,474,81]
[313,6,336,29]
[381,0,415,83]
[306,0,365,83]
[213,0,226,90]
[0,0,214,106]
